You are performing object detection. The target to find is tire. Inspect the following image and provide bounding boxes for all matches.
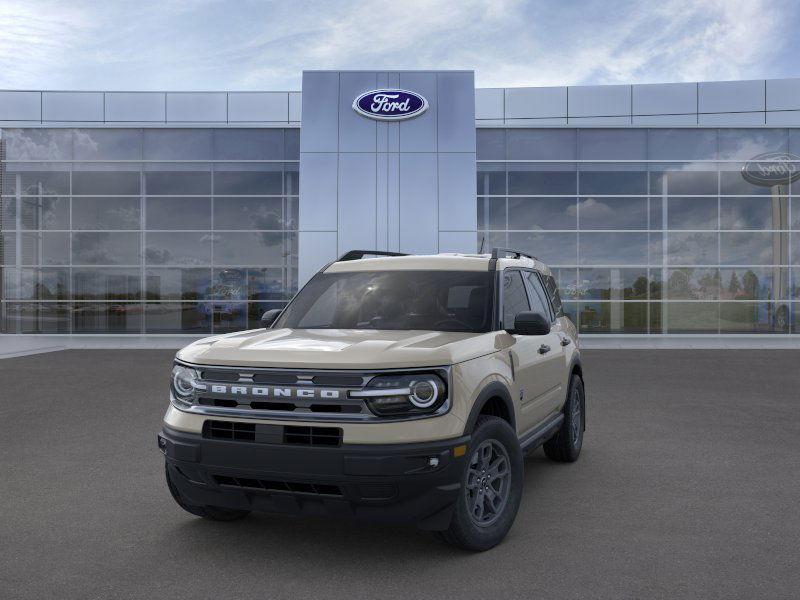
[543,374,585,463]
[165,463,250,522]
[436,416,523,551]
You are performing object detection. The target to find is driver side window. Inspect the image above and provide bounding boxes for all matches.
[502,271,530,329]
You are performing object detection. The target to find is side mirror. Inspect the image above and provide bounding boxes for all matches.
[260,309,282,329]
[509,311,550,336]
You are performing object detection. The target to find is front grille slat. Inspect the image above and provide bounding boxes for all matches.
[213,475,343,497]
[283,425,342,447]
[204,420,342,447]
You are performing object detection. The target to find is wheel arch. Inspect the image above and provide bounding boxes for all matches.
[463,381,516,435]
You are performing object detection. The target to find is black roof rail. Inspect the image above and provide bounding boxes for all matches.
[490,247,538,261]
[338,250,409,262]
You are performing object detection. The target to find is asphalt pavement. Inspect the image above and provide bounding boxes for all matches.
[1,349,799,599]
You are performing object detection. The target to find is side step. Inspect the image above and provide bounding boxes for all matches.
[518,413,564,453]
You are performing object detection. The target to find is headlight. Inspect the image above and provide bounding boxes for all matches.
[171,364,200,404]
[351,372,447,417]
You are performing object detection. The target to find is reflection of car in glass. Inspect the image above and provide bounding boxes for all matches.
[159,249,585,551]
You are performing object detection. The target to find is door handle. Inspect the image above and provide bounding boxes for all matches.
[560,336,571,346]
[538,344,551,354]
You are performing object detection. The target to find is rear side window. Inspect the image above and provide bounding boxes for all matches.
[542,274,564,317]
[502,271,530,328]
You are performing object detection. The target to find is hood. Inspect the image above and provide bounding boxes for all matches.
[176,328,501,369]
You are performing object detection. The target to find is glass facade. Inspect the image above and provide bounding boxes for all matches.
[0,128,299,334]
[478,128,800,335]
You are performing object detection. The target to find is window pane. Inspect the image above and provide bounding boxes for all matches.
[508,169,576,195]
[284,163,299,196]
[72,197,140,230]
[577,268,649,300]
[650,169,717,195]
[19,232,69,265]
[508,197,576,230]
[720,168,774,195]
[213,302,248,332]
[145,197,211,230]
[664,302,719,333]
[145,232,212,265]
[648,130,717,161]
[11,268,70,300]
[145,268,212,300]
[213,129,283,160]
[72,171,141,195]
[719,267,786,301]
[72,232,140,265]
[285,129,300,159]
[720,302,781,333]
[213,197,284,229]
[507,232,577,265]
[720,232,777,265]
[578,129,646,160]
[666,268,720,300]
[4,129,72,160]
[477,129,505,160]
[1,197,17,228]
[720,197,786,230]
[213,232,293,266]
[72,268,141,300]
[666,232,718,264]
[73,303,142,333]
[20,197,69,230]
[502,270,530,326]
[578,197,646,230]
[579,233,649,265]
[143,129,213,160]
[577,302,648,333]
[144,171,211,195]
[3,303,70,333]
[793,198,800,230]
[477,197,506,230]
[579,171,647,195]
[11,170,70,195]
[245,268,288,300]
[507,129,575,160]
[213,169,283,195]
[477,165,506,195]
[144,303,211,333]
[73,129,141,160]
[718,129,788,160]
[667,197,718,230]
[650,197,663,230]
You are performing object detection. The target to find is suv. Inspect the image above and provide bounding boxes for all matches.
[159,248,585,551]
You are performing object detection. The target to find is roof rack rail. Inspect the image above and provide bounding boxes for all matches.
[490,247,538,261]
[338,250,409,262]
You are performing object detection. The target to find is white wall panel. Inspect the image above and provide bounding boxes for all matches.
[337,153,377,253]
[228,92,288,122]
[439,231,477,253]
[568,85,631,117]
[438,153,477,231]
[338,72,377,152]
[166,92,226,122]
[399,153,438,254]
[298,231,338,286]
[437,71,476,152]
[766,79,800,111]
[698,80,764,113]
[475,88,503,120]
[398,72,438,152]
[0,91,41,121]
[42,92,103,121]
[105,92,165,122]
[698,112,765,125]
[505,86,567,119]
[299,153,338,231]
[632,82,696,115]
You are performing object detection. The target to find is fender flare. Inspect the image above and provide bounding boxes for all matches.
[463,381,516,435]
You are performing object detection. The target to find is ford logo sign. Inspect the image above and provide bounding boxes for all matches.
[352,89,428,121]
[741,152,800,187]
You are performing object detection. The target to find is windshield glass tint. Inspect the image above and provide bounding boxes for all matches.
[275,270,494,332]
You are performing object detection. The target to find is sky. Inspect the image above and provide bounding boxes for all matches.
[0,0,798,91]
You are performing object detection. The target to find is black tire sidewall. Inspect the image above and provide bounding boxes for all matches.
[450,417,524,551]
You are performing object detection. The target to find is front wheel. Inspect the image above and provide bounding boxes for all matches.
[436,416,523,551]
[543,374,585,462]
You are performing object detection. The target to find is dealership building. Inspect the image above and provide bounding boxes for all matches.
[1,70,799,343]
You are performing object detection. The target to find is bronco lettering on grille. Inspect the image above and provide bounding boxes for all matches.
[208,385,341,400]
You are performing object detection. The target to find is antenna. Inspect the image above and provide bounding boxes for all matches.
[479,235,485,254]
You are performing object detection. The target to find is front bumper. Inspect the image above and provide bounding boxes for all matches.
[159,425,470,530]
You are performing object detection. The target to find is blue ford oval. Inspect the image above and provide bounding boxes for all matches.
[352,89,428,121]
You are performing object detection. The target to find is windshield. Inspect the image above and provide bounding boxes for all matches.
[274,270,494,333]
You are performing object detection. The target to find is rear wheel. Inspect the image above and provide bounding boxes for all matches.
[436,416,523,551]
[543,374,584,462]
[165,463,250,521]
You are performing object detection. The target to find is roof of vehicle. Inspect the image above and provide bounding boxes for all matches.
[323,252,553,276]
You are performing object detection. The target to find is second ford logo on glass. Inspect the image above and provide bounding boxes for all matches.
[352,89,428,121]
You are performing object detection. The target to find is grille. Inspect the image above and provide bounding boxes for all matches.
[205,420,255,441]
[284,426,342,447]
[213,475,343,497]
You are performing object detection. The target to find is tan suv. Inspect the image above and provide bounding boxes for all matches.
[159,248,585,551]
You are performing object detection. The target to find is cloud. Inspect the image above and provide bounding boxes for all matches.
[0,0,795,90]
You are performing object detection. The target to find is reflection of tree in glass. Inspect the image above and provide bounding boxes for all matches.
[728,271,741,296]
[742,270,759,300]
[631,276,648,300]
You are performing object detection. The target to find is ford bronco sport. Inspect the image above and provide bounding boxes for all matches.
[159,248,585,551]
